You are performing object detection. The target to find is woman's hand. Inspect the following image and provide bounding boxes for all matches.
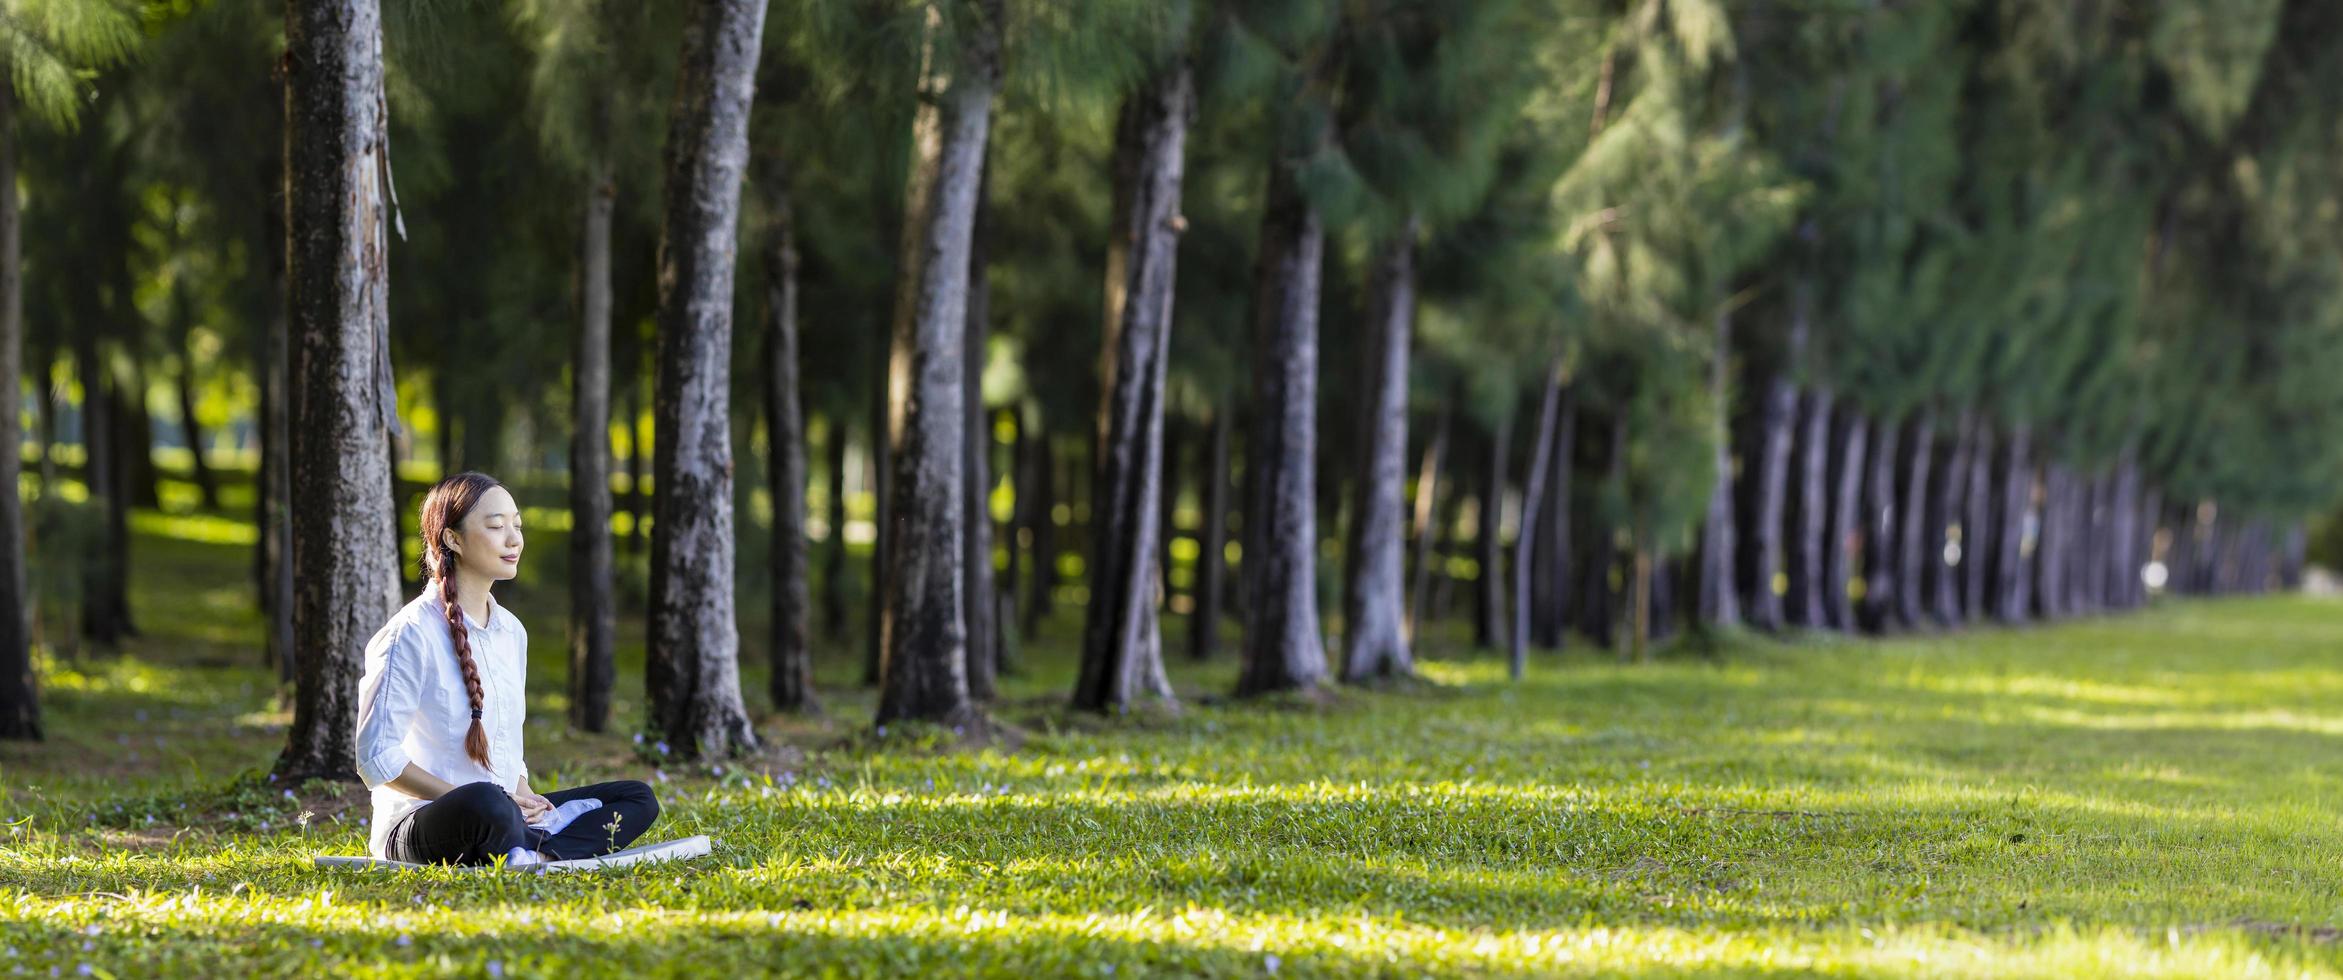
[511,786,554,822]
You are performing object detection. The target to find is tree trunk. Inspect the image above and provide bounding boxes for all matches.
[1019,419,1056,638]
[0,80,36,740]
[175,351,218,511]
[262,197,294,684]
[1960,424,1994,621]
[1474,412,1510,652]
[1745,377,1797,630]
[864,309,890,685]
[1233,137,1328,698]
[2033,465,2068,618]
[568,155,618,732]
[1823,410,1867,631]
[876,0,999,728]
[1530,388,1575,647]
[1893,409,1935,629]
[1074,58,1192,711]
[1992,425,2031,623]
[1928,409,1973,626]
[1696,307,1738,630]
[1191,407,1233,660]
[123,363,159,510]
[822,417,850,642]
[1341,222,1417,682]
[963,155,999,704]
[1508,369,1564,681]
[1858,416,1901,632]
[276,0,404,780]
[645,0,767,758]
[1790,388,1833,628]
[2280,522,2307,590]
[761,176,816,716]
[1405,399,1452,644]
[624,378,646,555]
[74,306,124,648]
[1158,416,1181,613]
[2137,488,2162,601]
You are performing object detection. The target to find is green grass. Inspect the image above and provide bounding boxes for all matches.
[7,493,2343,976]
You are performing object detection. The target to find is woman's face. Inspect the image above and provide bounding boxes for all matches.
[445,486,524,585]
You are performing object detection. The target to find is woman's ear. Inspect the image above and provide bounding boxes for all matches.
[442,529,462,556]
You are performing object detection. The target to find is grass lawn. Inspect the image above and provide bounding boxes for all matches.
[8,496,2343,976]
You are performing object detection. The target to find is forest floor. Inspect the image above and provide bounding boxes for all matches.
[8,482,2343,976]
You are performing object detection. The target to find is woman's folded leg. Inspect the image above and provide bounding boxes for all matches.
[387,781,535,866]
[538,779,661,859]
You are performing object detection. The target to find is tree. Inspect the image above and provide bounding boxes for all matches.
[1073,43,1193,713]
[875,0,1002,729]
[276,0,405,780]
[646,0,767,759]
[0,0,136,739]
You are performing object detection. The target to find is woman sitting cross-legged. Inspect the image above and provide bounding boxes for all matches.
[353,471,660,867]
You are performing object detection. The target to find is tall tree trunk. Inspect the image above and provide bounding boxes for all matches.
[963,155,998,703]
[1474,413,1510,652]
[1075,58,1192,711]
[762,191,816,715]
[568,153,618,732]
[123,362,159,510]
[1233,135,1328,699]
[1745,377,1797,631]
[0,79,36,740]
[2033,465,2069,618]
[1928,409,1973,626]
[822,417,850,642]
[1019,418,1056,639]
[74,315,123,648]
[2137,488,2162,602]
[1341,221,1417,682]
[645,0,767,758]
[1961,424,1994,621]
[1823,410,1867,631]
[1190,407,1232,660]
[1406,399,1452,643]
[1696,307,1738,629]
[1530,389,1575,647]
[2280,521,2307,590]
[864,313,890,684]
[1857,416,1901,632]
[1790,388,1833,627]
[1992,425,2032,623]
[262,196,294,684]
[276,0,404,780]
[175,350,218,511]
[876,0,999,728]
[1507,370,1564,681]
[1893,409,1935,629]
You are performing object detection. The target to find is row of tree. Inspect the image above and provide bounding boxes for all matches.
[0,0,2338,771]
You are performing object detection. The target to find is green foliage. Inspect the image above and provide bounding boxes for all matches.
[0,0,137,129]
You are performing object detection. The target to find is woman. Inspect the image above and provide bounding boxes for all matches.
[353,471,660,866]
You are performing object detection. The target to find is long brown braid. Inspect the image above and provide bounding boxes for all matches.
[418,471,503,769]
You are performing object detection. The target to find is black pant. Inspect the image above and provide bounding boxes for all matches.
[386,779,660,866]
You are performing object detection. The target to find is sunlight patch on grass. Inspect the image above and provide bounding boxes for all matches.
[130,510,258,547]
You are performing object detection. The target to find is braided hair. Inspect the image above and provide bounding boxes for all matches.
[417,471,503,769]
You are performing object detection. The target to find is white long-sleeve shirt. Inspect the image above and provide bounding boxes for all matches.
[352,589,531,858]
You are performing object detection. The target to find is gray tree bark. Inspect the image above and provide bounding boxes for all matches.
[1790,388,1833,627]
[1696,307,1738,629]
[1474,412,1511,652]
[763,177,816,715]
[1992,425,2032,623]
[1234,139,1328,698]
[1745,376,1796,631]
[1960,424,1994,621]
[1405,400,1451,644]
[0,79,36,739]
[277,0,404,780]
[646,0,766,758]
[1928,409,1974,626]
[963,156,998,703]
[1508,370,1565,681]
[1857,416,1901,632]
[877,0,1000,728]
[1823,411,1868,631]
[569,152,618,732]
[1342,221,1417,682]
[1893,409,1936,629]
[1076,59,1191,710]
